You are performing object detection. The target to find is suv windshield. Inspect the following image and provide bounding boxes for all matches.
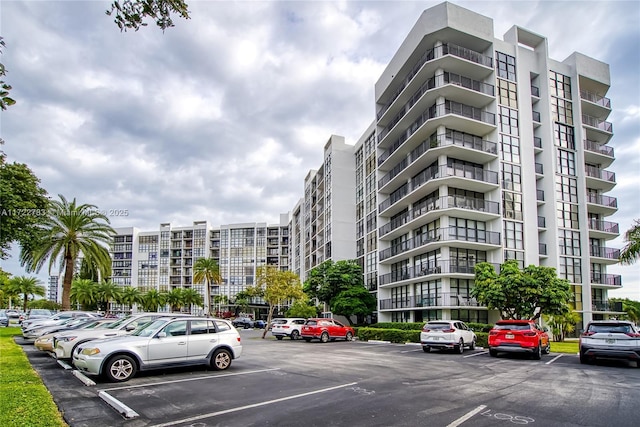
[133,319,169,337]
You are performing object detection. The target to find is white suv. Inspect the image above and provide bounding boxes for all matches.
[73,317,242,382]
[271,318,306,340]
[420,320,477,354]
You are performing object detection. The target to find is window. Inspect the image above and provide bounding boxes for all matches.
[503,221,524,250]
[557,149,576,176]
[549,71,571,99]
[496,52,516,81]
[551,97,573,125]
[163,320,188,337]
[559,257,582,283]
[557,202,579,229]
[556,176,578,202]
[497,78,518,108]
[559,229,581,256]
[498,106,519,136]
[503,191,523,221]
[554,123,575,150]
[502,163,522,191]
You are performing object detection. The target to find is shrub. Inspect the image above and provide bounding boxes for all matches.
[467,323,494,332]
[357,327,420,343]
[370,322,424,330]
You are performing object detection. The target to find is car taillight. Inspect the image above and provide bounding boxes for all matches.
[581,331,595,337]
[489,331,498,335]
[523,332,536,337]
[282,326,290,329]
[422,328,431,332]
[237,337,241,342]
[625,333,640,337]
[442,329,455,333]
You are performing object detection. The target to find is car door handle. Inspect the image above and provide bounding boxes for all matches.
[178,342,186,345]
[209,339,217,343]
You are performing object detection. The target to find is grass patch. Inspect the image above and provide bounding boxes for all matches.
[0,327,67,427]
[550,341,579,354]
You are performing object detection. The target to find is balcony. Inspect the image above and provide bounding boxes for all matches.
[378,132,498,190]
[592,300,623,313]
[532,111,541,123]
[378,165,498,214]
[586,193,618,215]
[580,90,611,108]
[582,113,613,134]
[589,245,621,260]
[377,42,493,121]
[379,293,484,310]
[590,273,622,287]
[588,219,619,238]
[378,100,496,157]
[534,137,542,149]
[378,196,500,238]
[378,227,501,261]
[538,216,546,228]
[585,165,616,191]
[378,260,501,286]
[536,189,545,202]
[539,243,547,256]
[584,139,614,157]
[535,162,543,175]
[580,90,611,118]
[531,85,540,97]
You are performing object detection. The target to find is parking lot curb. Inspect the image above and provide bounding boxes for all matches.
[57,360,73,370]
[98,391,139,419]
[72,370,96,386]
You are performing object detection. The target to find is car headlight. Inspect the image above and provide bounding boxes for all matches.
[80,348,101,356]
[58,336,77,342]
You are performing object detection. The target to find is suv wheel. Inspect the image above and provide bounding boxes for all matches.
[345,331,353,341]
[104,355,136,382]
[320,332,330,343]
[532,343,542,360]
[489,349,498,357]
[469,339,476,351]
[456,339,464,354]
[275,335,283,340]
[290,330,300,340]
[422,346,431,353]
[211,348,232,371]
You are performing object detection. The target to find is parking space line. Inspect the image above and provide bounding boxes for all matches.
[446,404,487,427]
[400,348,423,353]
[100,368,281,392]
[147,382,358,427]
[463,351,488,358]
[545,354,563,365]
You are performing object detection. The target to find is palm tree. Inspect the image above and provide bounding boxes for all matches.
[70,278,98,310]
[620,219,640,265]
[165,288,185,312]
[181,287,204,314]
[7,276,45,312]
[21,195,114,310]
[141,289,165,312]
[96,281,122,315]
[193,258,221,316]
[119,286,143,312]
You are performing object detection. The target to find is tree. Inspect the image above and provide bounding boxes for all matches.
[96,281,122,314]
[120,286,143,311]
[303,260,364,306]
[249,266,305,339]
[22,195,115,311]
[0,37,15,110]
[286,300,319,319]
[7,276,45,312]
[181,287,204,313]
[611,298,640,324]
[27,299,61,311]
[212,294,229,316]
[193,258,221,315]
[471,260,572,320]
[165,288,185,312]
[0,160,49,259]
[619,219,640,265]
[232,290,251,317]
[106,0,190,32]
[141,288,165,312]
[543,311,582,342]
[70,279,99,311]
[330,286,377,326]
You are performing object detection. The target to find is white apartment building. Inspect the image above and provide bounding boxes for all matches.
[367,2,621,328]
[109,219,290,314]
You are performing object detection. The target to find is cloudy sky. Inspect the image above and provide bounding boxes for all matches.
[1,0,639,298]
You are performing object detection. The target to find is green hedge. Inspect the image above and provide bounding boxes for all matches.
[356,327,489,347]
[370,322,493,332]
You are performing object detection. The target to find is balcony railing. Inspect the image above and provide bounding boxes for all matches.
[535,163,543,174]
[377,43,493,120]
[585,165,616,183]
[536,189,545,201]
[580,90,611,108]
[586,193,617,208]
[534,137,542,148]
[584,139,614,157]
[588,219,619,234]
[531,85,540,97]
[378,100,496,153]
[589,246,621,259]
[532,111,541,122]
[592,300,623,312]
[379,227,501,261]
[582,114,613,133]
[590,273,622,286]
[378,165,498,212]
[378,260,501,286]
[538,216,546,228]
[378,132,498,188]
[539,243,547,255]
[378,196,500,237]
[379,293,483,310]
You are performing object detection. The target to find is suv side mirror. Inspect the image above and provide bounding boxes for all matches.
[156,332,167,338]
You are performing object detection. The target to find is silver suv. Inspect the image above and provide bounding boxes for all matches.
[579,320,640,366]
[53,313,188,360]
[73,317,242,382]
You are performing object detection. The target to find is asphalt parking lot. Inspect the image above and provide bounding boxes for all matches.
[20,329,640,427]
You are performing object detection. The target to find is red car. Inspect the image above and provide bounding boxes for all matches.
[488,319,550,360]
[301,318,355,343]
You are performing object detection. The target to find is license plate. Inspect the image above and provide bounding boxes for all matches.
[606,339,616,344]
[506,334,514,339]
[432,336,438,340]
